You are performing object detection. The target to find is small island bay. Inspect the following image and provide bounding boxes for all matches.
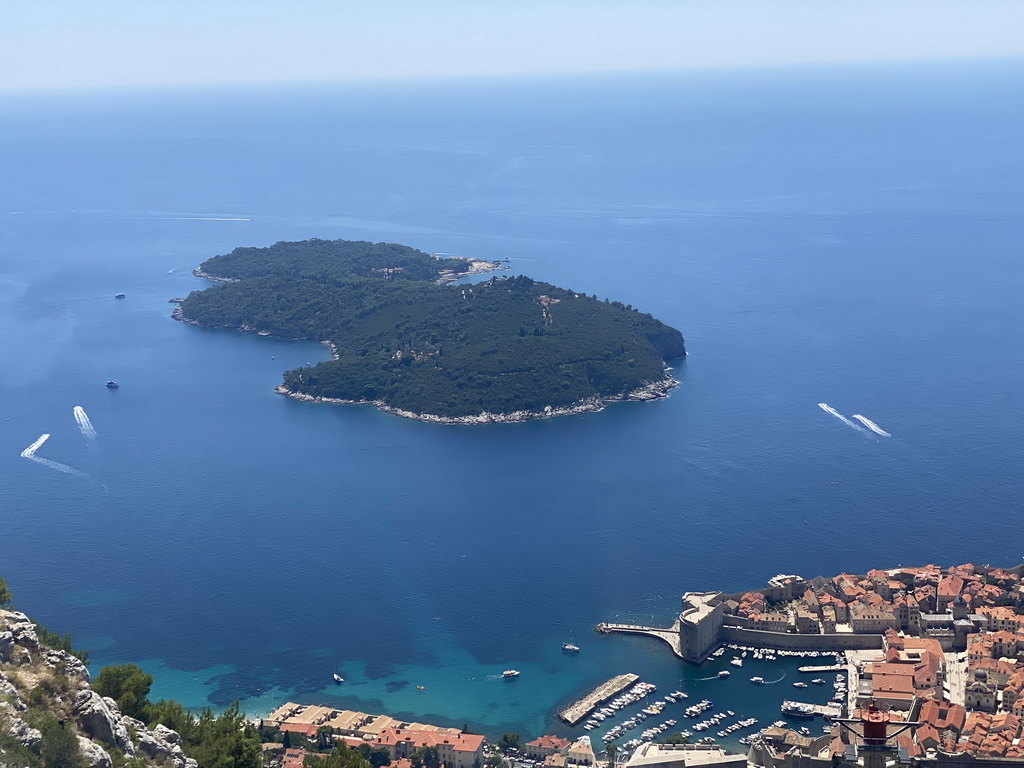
[175,238,686,422]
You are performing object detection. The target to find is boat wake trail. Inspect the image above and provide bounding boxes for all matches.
[73,406,97,439]
[26,455,88,477]
[763,671,787,685]
[817,403,865,433]
[852,414,890,437]
[21,433,50,457]
[20,432,88,477]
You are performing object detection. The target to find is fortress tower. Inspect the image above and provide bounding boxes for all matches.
[678,592,724,663]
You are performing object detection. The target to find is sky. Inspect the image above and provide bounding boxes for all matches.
[3,0,1024,91]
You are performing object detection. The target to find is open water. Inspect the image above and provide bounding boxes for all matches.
[2,61,1023,743]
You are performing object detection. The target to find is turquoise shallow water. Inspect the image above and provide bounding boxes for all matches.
[1,61,1023,742]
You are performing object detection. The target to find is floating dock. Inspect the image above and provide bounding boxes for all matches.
[557,673,640,725]
[797,664,846,674]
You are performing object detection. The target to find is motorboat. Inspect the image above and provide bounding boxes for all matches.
[502,670,520,678]
[562,643,580,652]
[106,380,119,389]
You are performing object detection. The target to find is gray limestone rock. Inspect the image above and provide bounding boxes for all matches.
[0,612,39,650]
[0,631,14,663]
[0,702,42,749]
[0,675,24,710]
[77,736,114,768]
[73,690,134,755]
[41,649,91,683]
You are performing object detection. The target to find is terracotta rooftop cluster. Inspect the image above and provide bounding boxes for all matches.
[730,563,1022,637]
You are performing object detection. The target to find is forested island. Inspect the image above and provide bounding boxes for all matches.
[174,238,686,422]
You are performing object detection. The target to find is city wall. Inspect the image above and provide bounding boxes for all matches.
[720,626,884,651]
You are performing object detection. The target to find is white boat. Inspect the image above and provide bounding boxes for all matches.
[562,643,580,652]
[730,658,743,667]
[502,669,520,678]
[333,673,345,684]
[750,677,765,684]
[793,682,808,688]
[811,679,825,684]
[718,670,730,678]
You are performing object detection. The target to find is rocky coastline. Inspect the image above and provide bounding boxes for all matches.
[273,370,677,424]
[435,257,507,285]
[191,267,238,283]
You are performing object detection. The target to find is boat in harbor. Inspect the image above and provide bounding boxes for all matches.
[781,701,815,717]
[502,669,520,678]
[730,658,743,667]
[750,677,765,684]
[106,380,119,389]
[793,682,808,688]
[562,642,580,652]
[718,671,730,678]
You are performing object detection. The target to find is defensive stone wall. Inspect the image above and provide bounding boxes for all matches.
[720,626,884,651]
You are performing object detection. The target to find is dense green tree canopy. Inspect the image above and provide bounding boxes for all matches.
[93,664,153,720]
[179,239,685,419]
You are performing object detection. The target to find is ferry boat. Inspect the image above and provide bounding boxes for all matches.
[502,669,520,678]
[106,380,119,389]
[333,673,345,684]
[115,293,126,299]
[718,670,730,678]
[562,643,580,652]
[750,677,765,684]
[781,702,815,718]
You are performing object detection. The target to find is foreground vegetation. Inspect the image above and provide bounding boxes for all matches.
[1,577,262,768]
[179,239,686,418]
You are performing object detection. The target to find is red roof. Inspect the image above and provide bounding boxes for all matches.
[375,728,485,754]
[528,736,571,750]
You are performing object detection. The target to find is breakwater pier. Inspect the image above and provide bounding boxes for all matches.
[595,622,682,658]
[557,673,639,725]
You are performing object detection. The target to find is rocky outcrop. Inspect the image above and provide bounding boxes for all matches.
[77,735,113,768]
[0,701,41,749]
[74,690,135,755]
[2,612,39,651]
[1,609,196,768]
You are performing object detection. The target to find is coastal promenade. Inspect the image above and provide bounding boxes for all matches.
[557,673,639,725]
[595,621,682,659]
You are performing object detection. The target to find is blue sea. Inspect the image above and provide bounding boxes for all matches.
[2,60,1023,744]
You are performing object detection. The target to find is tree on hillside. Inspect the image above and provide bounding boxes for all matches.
[93,663,153,719]
[39,718,83,768]
[0,576,11,608]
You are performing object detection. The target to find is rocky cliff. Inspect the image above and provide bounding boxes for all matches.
[1,609,197,768]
